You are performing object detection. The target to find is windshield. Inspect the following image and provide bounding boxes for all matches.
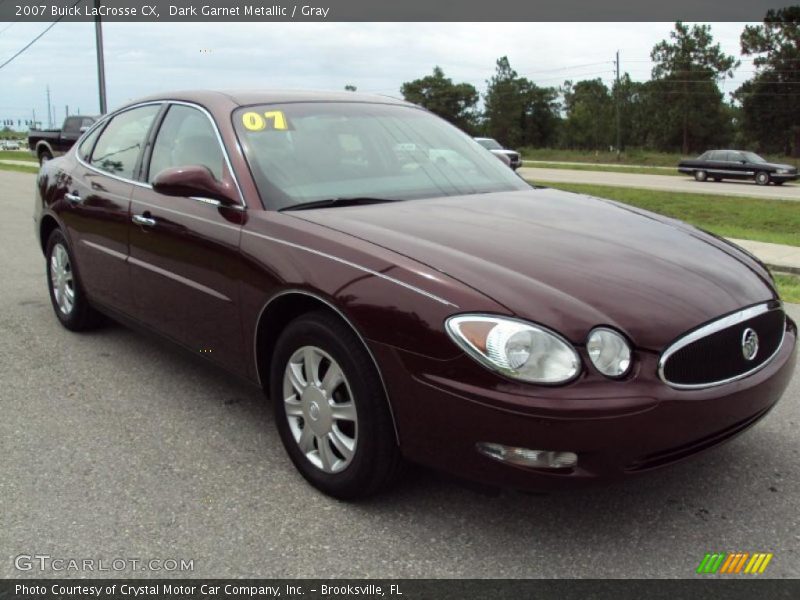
[233,103,529,209]
[742,151,766,164]
[476,138,503,150]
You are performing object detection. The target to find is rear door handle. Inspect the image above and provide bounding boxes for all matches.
[132,214,156,227]
[64,192,81,204]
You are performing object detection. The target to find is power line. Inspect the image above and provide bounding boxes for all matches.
[0,0,81,72]
[518,61,612,75]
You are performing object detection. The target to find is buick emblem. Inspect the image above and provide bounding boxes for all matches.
[741,328,759,361]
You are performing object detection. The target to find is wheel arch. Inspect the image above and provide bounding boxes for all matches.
[39,214,61,254]
[35,140,54,157]
[253,289,400,443]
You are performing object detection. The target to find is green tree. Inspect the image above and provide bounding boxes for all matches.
[484,56,561,148]
[400,66,479,133]
[736,7,800,155]
[561,79,614,150]
[483,57,528,146]
[651,22,738,153]
[520,82,561,148]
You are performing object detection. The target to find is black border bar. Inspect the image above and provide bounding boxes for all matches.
[0,0,795,22]
[2,580,800,600]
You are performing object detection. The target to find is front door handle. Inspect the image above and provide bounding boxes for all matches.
[132,214,156,227]
[64,192,81,204]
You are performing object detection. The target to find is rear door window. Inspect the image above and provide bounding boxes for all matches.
[709,151,726,161]
[77,121,106,161]
[90,105,160,179]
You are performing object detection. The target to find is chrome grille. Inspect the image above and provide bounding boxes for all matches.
[659,303,786,389]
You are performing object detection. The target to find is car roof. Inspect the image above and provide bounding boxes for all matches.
[127,89,415,110]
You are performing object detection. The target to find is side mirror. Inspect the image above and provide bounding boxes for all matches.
[151,165,238,205]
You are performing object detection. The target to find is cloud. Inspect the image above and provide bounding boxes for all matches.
[0,21,754,125]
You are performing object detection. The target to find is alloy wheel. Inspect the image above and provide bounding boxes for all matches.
[50,243,75,315]
[282,345,358,473]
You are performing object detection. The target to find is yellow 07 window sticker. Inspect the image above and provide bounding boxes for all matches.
[241,110,290,131]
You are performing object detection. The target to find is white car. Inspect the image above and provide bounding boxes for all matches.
[2,140,21,150]
[474,137,522,170]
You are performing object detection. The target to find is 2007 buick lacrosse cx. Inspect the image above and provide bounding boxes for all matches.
[34,90,797,498]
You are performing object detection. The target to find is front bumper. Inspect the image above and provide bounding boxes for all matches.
[771,173,798,183]
[371,317,797,491]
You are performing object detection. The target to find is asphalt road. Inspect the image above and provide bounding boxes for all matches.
[521,166,800,201]
[1,170,799,579]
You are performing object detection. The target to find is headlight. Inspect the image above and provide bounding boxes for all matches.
[776,169,790,174]
[446,315,581,384]
[586,327,631,377]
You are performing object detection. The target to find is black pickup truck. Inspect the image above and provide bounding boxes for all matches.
[28,115,97,165]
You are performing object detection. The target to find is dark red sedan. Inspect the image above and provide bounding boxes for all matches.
[34,91,797,499]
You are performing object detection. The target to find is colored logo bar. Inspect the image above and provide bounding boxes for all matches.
[697,552,773,574]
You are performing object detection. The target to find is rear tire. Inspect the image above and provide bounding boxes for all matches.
[45,229,102,331]
[270,310,402,499]
[694,170,708,182]
[755,171,770,186]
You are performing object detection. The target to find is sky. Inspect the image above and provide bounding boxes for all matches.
[0,21,759,130]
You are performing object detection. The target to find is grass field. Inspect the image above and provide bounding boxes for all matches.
[0,150,35,162]
[542,182,800,248]
[0,162,38,175]
[525,162,680,176]
[774,274,800,304]
[520,148,800,169]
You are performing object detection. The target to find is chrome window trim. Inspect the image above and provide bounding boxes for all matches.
[253,289,400,443]
[74,99,247,211]
[658,302,787,390]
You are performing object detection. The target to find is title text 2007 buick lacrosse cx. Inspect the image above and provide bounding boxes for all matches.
[34,91,796,499]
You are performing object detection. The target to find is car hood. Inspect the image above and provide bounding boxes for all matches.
[491,149,519,156]
[288,188,775,350]
[763,162,797,171]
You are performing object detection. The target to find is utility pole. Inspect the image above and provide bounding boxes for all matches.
[46,85,52,128]
[65,105,69,118]
[95,0,108,114]
[614,50,621,160]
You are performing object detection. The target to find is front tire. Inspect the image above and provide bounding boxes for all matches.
[694,170,708,182]
[270,310,402,499]
[45,229,101,331]
[755,171,770,186]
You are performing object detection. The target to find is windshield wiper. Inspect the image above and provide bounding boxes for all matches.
[280,197,396,211]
